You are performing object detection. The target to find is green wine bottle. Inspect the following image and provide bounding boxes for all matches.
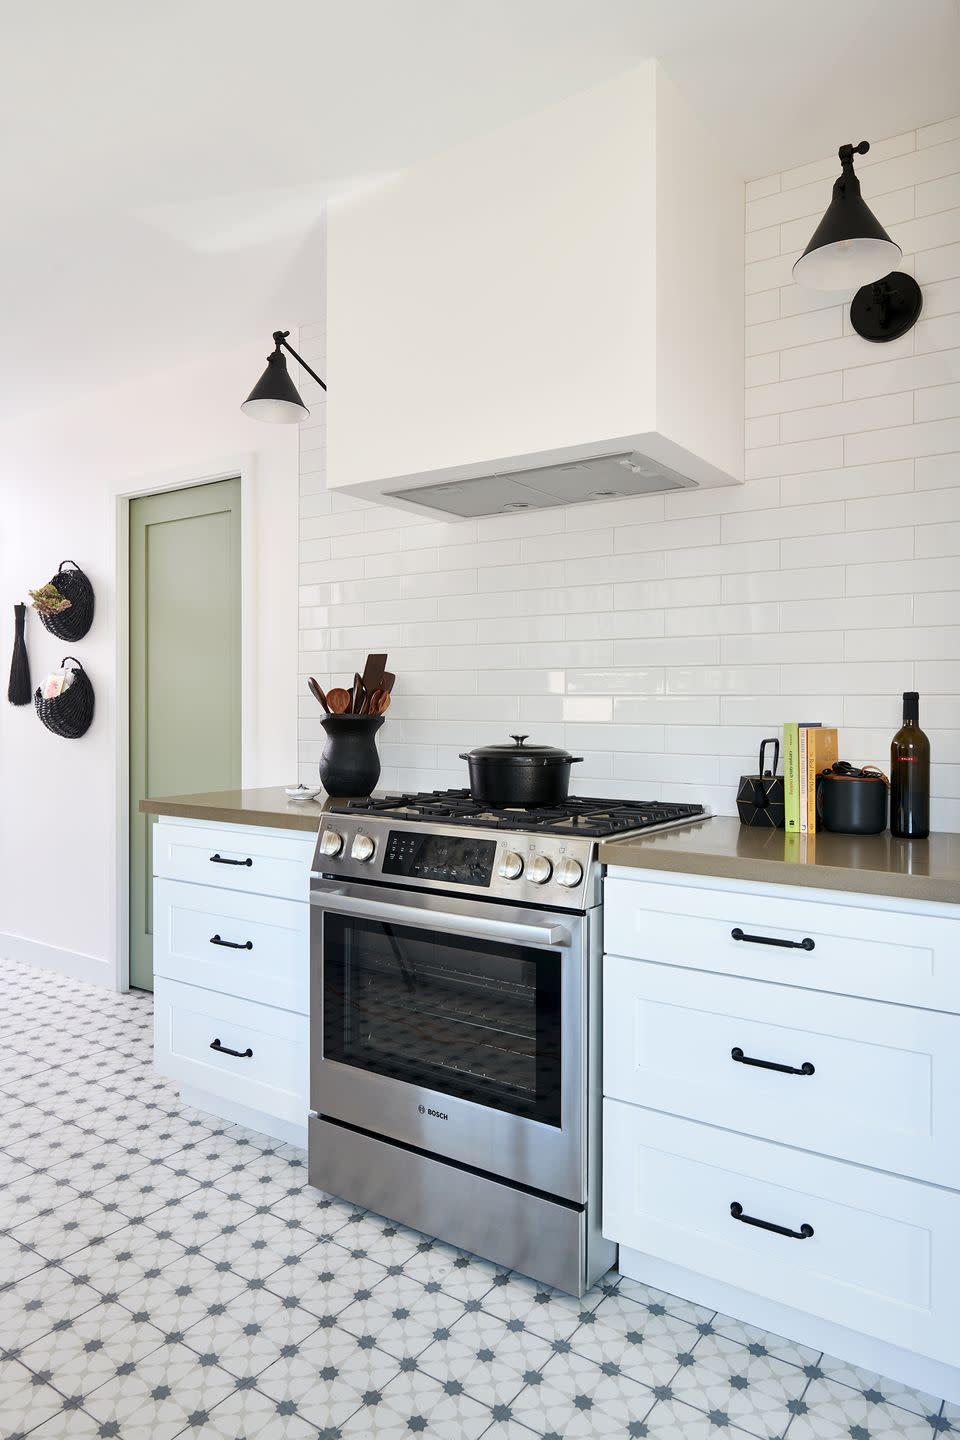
[890,691,930,839]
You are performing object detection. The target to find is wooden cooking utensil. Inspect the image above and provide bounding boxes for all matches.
[381,671,396,695]
[351,672,364,714]
[307,677,330,713]
[361,652,388,699]
[372,690,391,714]
[326,687,351,715]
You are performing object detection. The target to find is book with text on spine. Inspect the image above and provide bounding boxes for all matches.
[807,726,839,833]
[795,723,821,835]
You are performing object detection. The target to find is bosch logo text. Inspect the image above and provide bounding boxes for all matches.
[418,1104,448,1121]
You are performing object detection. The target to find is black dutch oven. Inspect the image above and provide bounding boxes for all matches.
[459,734,583,807]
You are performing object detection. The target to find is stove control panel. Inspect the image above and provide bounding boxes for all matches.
[382,829,497,888]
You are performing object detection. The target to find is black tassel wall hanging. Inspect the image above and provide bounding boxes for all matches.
[8,603,31,705]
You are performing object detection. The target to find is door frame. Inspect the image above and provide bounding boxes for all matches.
[114,453,257,992]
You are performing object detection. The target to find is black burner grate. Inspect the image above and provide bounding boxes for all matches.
[329,789,705,838]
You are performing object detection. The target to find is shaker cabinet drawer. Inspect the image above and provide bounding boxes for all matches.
[153,879,308,1013]
[604,875,960,1013]
[604,956,960,1189]
[603,1101,960,1367]
[154,978,308,1127]
[155,820,314,902]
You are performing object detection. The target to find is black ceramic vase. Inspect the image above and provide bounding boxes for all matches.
[319,714,384,797]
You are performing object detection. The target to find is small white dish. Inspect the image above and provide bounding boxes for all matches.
[285,784,322,802]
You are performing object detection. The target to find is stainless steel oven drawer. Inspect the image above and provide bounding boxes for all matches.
[308,1117,614,1297]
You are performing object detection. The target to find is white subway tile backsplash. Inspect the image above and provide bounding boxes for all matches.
[915,168,960,216]
[746,353,780,387]
[744,434,843,478]
[745,371,842,418]
[779,329,916,380]
[916,380,960,421]
[299,121,960,824]
[746,307,842,357]
[916,521,960,557]
[721,500,843,543]
[779,391,914,442]
[915,241,960,284]
[780,525,913,569]
[844,415,960,464]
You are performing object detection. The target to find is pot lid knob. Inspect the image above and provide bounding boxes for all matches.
[510,734,529,747]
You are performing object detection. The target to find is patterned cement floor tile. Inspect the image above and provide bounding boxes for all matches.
[1,960,953,1440]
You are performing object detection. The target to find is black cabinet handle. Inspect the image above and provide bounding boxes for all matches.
[731,1046,814,1077]
[210,934,253,951]
[730,1201,813,1240]
[210,1038,253,1059]
[210,853,253,867]
[731,927,814,952]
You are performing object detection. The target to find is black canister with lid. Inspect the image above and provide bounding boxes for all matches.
[817,762,889,835]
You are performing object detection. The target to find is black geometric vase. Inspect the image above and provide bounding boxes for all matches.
[319,714,384,797]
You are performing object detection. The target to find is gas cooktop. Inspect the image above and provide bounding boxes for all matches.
[329,789,705,839]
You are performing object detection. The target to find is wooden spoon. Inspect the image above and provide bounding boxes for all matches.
[351,672,364,715]
[326,687,351,714]
[372,690,391,715]
[308,677,330,713]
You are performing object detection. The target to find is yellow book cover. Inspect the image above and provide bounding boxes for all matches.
[807,727,839,832]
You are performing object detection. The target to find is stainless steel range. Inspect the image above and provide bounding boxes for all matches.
[307,790,706,1296]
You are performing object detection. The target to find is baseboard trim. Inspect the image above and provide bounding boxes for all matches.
[0,932,114,989]
[178,1084,307,1151]
[619,1246,960,1406]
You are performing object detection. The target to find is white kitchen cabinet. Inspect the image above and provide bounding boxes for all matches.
[604,1102,960,1369]
[602,864,960,1404]
[154,977,309,1131]
[152,816,315,1146]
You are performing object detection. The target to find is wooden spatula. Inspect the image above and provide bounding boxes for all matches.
[361,653,388,699]
[308,677,330,713]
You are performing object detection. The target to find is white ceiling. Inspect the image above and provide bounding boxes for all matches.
[2,0,958,422]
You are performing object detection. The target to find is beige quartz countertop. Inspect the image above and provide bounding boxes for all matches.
[140,786,337,833]
[599,816,960,906]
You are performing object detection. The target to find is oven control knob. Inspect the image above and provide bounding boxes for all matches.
[528,855,553,885]
[498,851,524,880]
[351,833,375,862]
[555,857,584,888]
[318,829,344,858]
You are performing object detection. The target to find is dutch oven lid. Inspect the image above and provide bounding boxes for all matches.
[459,734,583,766]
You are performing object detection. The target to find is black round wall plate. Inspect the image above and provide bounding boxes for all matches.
[850,271,923,342]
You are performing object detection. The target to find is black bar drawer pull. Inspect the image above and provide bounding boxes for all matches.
[210,934,253,951]
[731,927,814,952]
[730,1201,813,1240]
[210,1038,253,1059]
[731,1046,814,1077]
[210,853,253,867]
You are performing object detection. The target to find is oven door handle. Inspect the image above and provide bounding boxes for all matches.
[310,884,571,949]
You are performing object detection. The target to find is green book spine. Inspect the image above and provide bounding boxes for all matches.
[783,723,800,832]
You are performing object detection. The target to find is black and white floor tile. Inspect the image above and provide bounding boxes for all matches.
[0,959,954,1439]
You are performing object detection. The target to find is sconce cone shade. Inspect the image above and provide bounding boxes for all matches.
[241,349,309,424]
[793,161,901,292]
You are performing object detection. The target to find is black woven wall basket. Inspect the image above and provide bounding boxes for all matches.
[35,657,94,739]
[39,561,95,642]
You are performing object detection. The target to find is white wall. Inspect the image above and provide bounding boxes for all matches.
[0,343,300,985]
[299,115,960,831]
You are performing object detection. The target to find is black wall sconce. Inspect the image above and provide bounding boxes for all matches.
[241,330,327,424]
[793,141,922,343]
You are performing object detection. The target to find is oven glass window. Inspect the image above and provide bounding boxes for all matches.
[323,915,562,1127]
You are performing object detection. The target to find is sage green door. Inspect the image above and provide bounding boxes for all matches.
[129,478,241,990]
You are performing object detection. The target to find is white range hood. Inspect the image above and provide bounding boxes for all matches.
[325,63,744,519]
